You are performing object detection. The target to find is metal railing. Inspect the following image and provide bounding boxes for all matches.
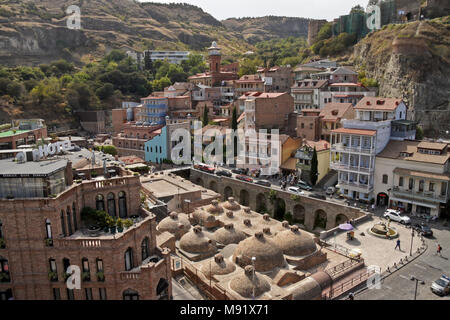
[322,269,375,300]
[392,188,447,202]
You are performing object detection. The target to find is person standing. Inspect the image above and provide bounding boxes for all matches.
[395,239,401,250]
[437,244,442,256]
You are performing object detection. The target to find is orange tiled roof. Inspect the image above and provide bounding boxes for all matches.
[331,128,377,136]
[319,103,354,121]
[355,97,404,111]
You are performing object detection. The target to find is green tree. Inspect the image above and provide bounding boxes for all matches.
[238,58,263,77]
[6,81,25,99]
[202,106,209,127]
[96,83,115,100]
[144,53,153,72]
[350,5,365,14]
[310,147,319,186]
[416,126,424,140]
[105,50,127,63]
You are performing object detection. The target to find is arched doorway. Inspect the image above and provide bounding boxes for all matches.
[123,289,139,300]
[239,189,250,206]
[256,193,267,213]
[156,278,169,300]
[314,209,327,230]
[377,193,389,207]
[335,214,349,226]
[195,178,204,187]
[224,186,233,201]
[274,198,286,221]
[293,204,305,225]
[209,181,218,192]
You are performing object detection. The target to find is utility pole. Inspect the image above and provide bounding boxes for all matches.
[410,276,425,300]
[410,229,415,256]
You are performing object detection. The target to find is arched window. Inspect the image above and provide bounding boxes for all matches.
[72,203,78,231]
[118,191,127,218]
[66,208,73,236]
[0,256,9,283]
[141,238,149,261]
[49,258,58,282]
[45,219,53,246]
[123,289,139,300]
[96,195,105,212]
[107,193,116,217]
[124,248,133,271]
[62,258,70,272]
[60,210,67,237]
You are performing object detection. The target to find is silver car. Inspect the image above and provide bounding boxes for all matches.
[431,275,450,296]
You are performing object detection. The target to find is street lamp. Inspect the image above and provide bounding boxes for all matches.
[252,256,256,300]
[410,229,415,256]
[410,276,425,300]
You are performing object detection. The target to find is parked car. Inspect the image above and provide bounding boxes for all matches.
[310,193,326,200]
[232,168,247,175]
[216,170,232,177]
[298,181,312,191]
[236,175,253,183]
[288,186,305,195]
[255,180,271,187]
[383,209,411,224]
[326,187,336,195]
[431,275,450,296]
[200,165,215,174]
[413,223,433,237]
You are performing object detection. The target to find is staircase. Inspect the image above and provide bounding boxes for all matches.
[316,169,338,190]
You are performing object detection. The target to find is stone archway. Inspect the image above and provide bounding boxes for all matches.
[274,198,286,221]
[293,204,305,224]
[314,209,327,230]
[256,193,268,213]
[209,180,218,192]
[335,213,349,226]
[239,189,250,206]
[195,177,204,187]
[224,186,233,201]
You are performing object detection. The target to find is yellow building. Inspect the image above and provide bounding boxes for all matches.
[293,140,331,184]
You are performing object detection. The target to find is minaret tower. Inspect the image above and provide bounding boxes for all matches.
[208,41,221,75]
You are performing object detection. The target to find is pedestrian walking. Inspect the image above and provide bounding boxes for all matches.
[437,244,442,256]
[348,292,354,300]
[395,239,401,250]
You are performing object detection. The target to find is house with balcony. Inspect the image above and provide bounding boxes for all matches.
[140,96,169,126]
[291,79,328,112]
[0,150,173,300]
[294,140,330,185]
[330,97,409,201]
[374,140,450,217]
[319,102,356,142]
[319,83,376,108]
[311,67,358,84]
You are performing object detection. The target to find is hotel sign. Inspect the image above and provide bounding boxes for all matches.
[15,141,72,162]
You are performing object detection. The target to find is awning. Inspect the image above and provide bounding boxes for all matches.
[390,197,438,209]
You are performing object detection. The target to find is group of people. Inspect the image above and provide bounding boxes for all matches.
[280,173,299,190]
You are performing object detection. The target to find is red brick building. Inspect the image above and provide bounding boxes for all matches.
[0,157,172,300]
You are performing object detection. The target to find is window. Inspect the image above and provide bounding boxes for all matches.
[441,182,447,196]
[66,208,73,236]
[49,258,57,273]
[85,288,93,300]
[309,123,313,129]
[399,177,404,187]
[82,258,90,281]
[118,191,127,218]
[419,180,425,192]
[99,288,107,300]
[60,210,66,237]
[409,178,414,190]
[124,248,134,271]
[53,288,61,300]
[62,258,70,275]
[0,256,10,283]
[382,175,388,184]
[429,182,435,192]
[0,219,3,240]
[72,203,77,231]
[67,289,75,300]
[123,289,139,300]
[96,195,105,212]
[107,193,116,217]
[141,238,149,261]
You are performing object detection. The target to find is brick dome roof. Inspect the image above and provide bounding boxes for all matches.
[157,212,191,240]
[230,266,271,298]
[179,226,217,254]
[211,223,246,245]
[273,225,317,257]
[200,254,236,278]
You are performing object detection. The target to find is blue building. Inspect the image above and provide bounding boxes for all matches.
[140,96,168,126]
[144,127,168,164]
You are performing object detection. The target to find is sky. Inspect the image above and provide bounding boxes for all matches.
[139,0,368,21]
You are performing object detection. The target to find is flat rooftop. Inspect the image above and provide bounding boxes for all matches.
[0,130,30,138]
[142,174,204,198]
[0,158,67,177]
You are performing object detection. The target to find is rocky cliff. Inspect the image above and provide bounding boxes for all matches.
[222,16,310,44]
[350,17,450,136]
[0,0,253,66]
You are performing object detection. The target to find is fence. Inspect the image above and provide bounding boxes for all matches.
[322,268,376,300]
[325,258,364,279]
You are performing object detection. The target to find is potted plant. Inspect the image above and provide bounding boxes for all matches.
[63,272,71,281]
[44,238,53,247]
[124,219,133,229]
[48,271,58,282]
[0,237,5,249]
[82,271,90,282]
[116,218,124,233]
[0,272,10,282]
[108,217,117,234]
[96,271,105,282]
